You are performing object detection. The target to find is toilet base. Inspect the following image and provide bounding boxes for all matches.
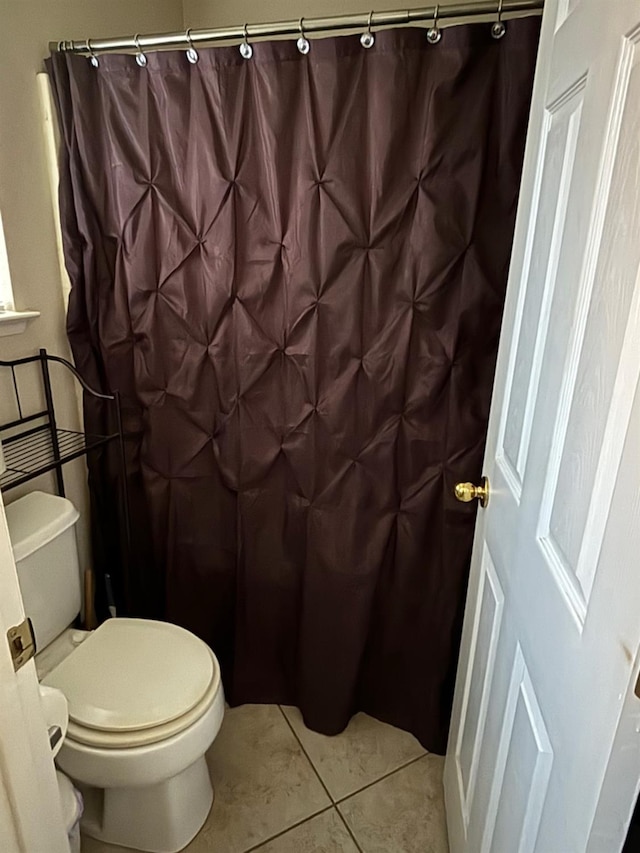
[78,756,213,853]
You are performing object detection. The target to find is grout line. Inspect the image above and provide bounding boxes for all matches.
[335,752,429,806]
[276,705,432,852]
[277,704,337,803]
[334,805,365,852]
[278,704,427,805]
[242,805,334,853]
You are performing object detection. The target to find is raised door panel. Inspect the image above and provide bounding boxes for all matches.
[481,646,553,853]
[498,78,584,500]
[453,547,505,834]
[536,26,640,627]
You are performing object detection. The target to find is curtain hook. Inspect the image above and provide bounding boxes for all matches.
[185,28,199,63]
[491,0,507,39]
[86,38,99,67]
[427,4,442,44]
[297,17,310,55]
[361,11,375,49]
[134,33,147,67]
[239,23,253,60]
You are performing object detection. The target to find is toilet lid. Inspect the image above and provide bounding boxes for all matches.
[42,618,215,732]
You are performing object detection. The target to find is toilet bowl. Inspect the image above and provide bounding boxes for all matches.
[5,492,225,853]
[42,618,225,852]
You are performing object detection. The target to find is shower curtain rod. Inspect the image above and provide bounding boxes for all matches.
[50,0,544,55]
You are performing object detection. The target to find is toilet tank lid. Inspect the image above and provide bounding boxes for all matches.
[5,491,80,563]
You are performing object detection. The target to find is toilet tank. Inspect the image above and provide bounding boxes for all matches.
[4,491,82,652]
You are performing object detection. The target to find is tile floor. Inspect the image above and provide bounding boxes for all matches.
[81,704,450,853]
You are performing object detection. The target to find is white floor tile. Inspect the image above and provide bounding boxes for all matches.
[338,754,449,853]
[251,808,359,852]
[281,706,426,801]
[186,704,330,853]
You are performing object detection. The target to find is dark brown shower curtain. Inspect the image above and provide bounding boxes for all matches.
[48,20,539,753]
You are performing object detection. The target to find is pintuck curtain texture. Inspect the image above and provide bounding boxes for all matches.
[48,20,539,752]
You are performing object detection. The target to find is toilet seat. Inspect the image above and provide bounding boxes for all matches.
[43,618,220,749]
[65,654,220,748]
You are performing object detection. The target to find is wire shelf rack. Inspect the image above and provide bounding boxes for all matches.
[0,349,125,497]
[0,349,132,620]
[0,425,116,491]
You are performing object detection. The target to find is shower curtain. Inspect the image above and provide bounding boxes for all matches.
[48,20,539,753]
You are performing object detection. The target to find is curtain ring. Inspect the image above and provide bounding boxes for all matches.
[491,0,507,39]
[86,37,99,67]
[134,33,147,67]
[239,23,253,60]
[360,11,375,49]
[427,4,442,44]
[185,28,199,64]
[297,17,310,55]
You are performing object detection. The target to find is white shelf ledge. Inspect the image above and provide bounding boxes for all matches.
[0,310,41,337]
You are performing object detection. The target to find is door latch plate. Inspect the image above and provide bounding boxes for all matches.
[7,617,36,672]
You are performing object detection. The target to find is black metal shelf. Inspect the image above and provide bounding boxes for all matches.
[0,349,132,619]
[0,349,127,501]
[1,425,117,491]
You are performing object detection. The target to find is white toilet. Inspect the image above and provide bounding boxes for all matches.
[5,490,225,853]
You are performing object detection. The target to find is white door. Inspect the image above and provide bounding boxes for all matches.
[444,0,640,851]
[0,494,69,853]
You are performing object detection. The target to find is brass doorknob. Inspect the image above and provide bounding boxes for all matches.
[454,476,489,508]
